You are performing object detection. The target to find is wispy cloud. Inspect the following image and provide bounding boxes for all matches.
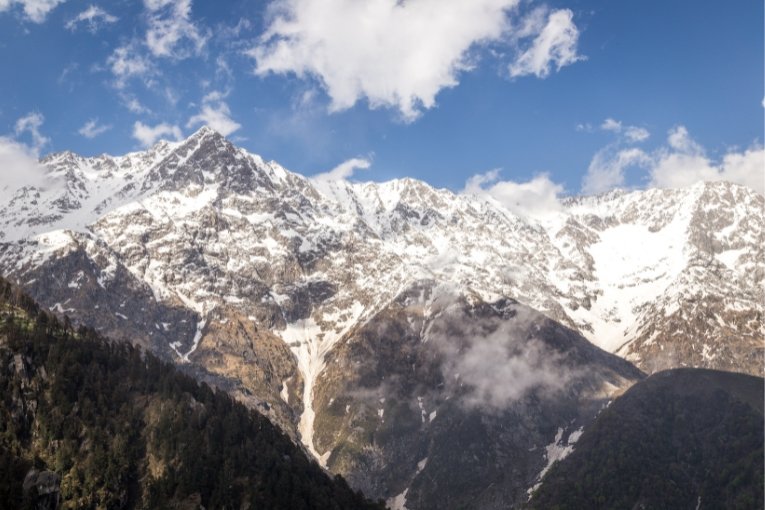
[310,157,372,197]
[0,0,66,23]
[508,8,584,79]
[144,0,208,59]
[582,146,651,195]
[132,120,182,147]
[599,117,650,142]
[186,91,241,136]
[430,304,578,411]
[462,169,565,219]
[78,118,112,139]
[65,5,118,32]
[107,43,154,88]
[14,112,49,153]
[312,157,371,182]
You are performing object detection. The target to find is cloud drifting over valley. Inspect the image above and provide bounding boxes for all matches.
[430,305,577,411]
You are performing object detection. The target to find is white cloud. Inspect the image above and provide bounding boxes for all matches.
[582,124,764,195]
[508,8,583,78]
[186,91,241,136]
[312,157,371,182]
[600,118,621,133]
[14,112,49,153]
[581,146,651,195]
[0,0,65,23]
[250,0,524,121]
[430,308,577,411]
[598,117,650,142]
[65,5,117,32]
[649,126,764,194]
[78,118,112,139]
[121,95,150,114]
[132,121,182,147]
[0,114,55,201]
[666,125,700,153]
[462,169,565,218]
[144,0,207,59]
[107,43,154,88]
[0,136,50,202]
[624,125,650,143]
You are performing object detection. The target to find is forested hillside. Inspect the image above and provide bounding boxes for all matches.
[0,276,385,510]
[528,368,764,509]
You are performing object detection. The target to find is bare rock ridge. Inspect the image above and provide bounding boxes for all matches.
[0,127,761,508]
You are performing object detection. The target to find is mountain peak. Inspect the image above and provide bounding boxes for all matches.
[188,125,225,142]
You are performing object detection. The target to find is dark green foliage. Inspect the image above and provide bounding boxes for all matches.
[0,276,386,510]
[528,368,764,510]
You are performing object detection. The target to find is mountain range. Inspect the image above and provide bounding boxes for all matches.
[0,127,762,508]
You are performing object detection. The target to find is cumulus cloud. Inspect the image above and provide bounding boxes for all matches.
[0,0,65,23]
[78,118,112,139]
[186,91,241,136]
[462,169,565,218]
[508,8,583,78]
[249,0,583,120]
[582,124,764,195]
[649,126,764,194]
[132,121,182,147]
[65,4,117,32]
[251,0,524,121]
[144,0,207,59]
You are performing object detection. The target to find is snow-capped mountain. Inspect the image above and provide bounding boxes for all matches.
[0,127,761,507]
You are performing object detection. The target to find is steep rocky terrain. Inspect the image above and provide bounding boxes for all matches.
[528,368,764,509]
[310,282,643,508]
[0,127,761,505]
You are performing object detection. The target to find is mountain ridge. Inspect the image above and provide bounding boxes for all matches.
[0,127,761,506]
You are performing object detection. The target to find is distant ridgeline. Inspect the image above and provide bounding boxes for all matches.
[0,276,385,510]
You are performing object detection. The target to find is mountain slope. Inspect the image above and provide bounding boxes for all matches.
[528,368,764,509]
[0,277,384,510]
[1,128,760,380]
[309,282,644,508]
[0,128,761,504]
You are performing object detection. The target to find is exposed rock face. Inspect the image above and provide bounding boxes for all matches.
[556,184,764,375]
[310,283,643,508]
[23,470,61,510]
[0,128,761,505]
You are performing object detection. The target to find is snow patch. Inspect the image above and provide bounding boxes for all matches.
[528,427,583,498]
[181,318,206,362]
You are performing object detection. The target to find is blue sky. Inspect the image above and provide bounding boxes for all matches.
[0,0,762,198]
